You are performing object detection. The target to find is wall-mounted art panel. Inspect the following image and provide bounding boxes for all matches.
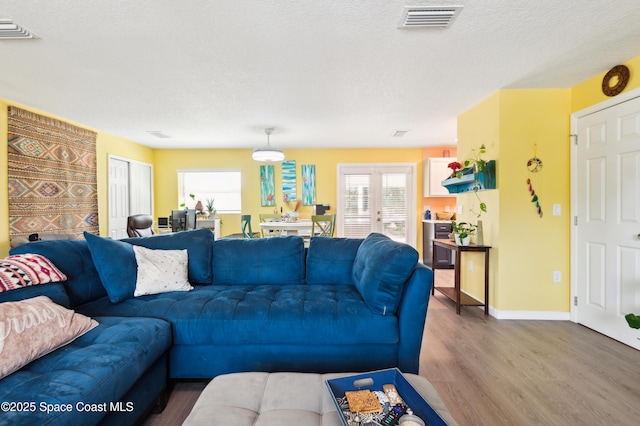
[260,165,275,206]
[302,164,316,205]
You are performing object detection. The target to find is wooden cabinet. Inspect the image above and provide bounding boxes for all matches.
[422,221,453,268]
[423,157,456,197]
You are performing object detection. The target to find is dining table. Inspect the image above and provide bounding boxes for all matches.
[259,219,313,236]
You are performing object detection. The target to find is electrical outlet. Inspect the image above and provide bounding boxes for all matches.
[468,261,474,272]
[553,271,561,282]
[457,205,463,214]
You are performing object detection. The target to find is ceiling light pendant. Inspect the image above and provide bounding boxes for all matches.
[252,128,285,162]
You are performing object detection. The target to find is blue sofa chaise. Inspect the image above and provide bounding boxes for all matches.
[2,228,434,424]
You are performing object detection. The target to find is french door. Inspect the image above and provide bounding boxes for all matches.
[573,92,640,350]
[337,164,416,247]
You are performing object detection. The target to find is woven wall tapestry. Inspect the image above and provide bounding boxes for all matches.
[7,106,99,240]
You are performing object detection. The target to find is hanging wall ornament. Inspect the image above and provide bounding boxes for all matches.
[526,144,543,217]
[527,178,543,218]
[527,144,543,172]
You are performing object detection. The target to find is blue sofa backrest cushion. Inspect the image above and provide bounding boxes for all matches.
[213,236,305,285]
[122,228,213,284]
[84,228,214,303]
[352,233,419,315]
[0,283,71,308]
[306,237,363,285]
[10,240,106,307]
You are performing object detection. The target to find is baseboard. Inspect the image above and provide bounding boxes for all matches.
[489,306,571,320]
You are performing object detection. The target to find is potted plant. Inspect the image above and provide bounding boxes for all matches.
[625,313,640,339]
[180,193,196,209]
[451,221,477,246]
[205,198,217,218]
[463,143,487,174]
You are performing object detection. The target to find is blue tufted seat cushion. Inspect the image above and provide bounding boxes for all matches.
[77,285,398,345]
[0,316,172,426]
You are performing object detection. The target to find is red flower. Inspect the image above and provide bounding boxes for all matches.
[448,161,462,171]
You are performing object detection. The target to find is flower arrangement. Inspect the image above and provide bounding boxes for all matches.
[447,161,463,178]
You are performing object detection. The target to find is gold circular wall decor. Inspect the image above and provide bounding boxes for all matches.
[601,65,630,97]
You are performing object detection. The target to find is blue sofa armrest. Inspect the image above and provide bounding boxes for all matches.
[396,263,434,373]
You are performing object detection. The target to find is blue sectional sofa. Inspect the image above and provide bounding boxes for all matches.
[1,229,434,425]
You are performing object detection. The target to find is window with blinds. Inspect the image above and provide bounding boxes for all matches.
[343,174,372,238]
[177,170,242,213]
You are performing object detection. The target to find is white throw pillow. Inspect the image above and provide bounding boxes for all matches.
[133,245,193,297]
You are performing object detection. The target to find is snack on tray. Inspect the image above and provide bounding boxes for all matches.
[344,390,383,414]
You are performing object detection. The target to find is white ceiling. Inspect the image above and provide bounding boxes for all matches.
[2,1,640,150]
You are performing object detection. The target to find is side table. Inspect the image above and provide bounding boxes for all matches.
[431,239,491,315]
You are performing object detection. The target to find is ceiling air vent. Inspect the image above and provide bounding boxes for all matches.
[0,19,35,39]
[146,131,172,139]
[399,5,463,28]
[392,129,410,137]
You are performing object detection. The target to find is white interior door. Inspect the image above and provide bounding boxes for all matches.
[337,164,416,246]
[108,158,130,239]
[129,162,153,215]
[108,156,153,239]
[575,94,640,350]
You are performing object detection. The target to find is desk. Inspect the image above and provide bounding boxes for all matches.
[259,220,312,236]
[196,218,221,240]
[431,238,491,315]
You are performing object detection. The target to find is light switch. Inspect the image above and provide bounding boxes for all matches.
[553,204,561,216]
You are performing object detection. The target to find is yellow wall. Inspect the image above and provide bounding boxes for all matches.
[457,92,500,307]
[154,148,424,240]
[458,89,572,312]
[571,55,640,112]
[0,99,154,256]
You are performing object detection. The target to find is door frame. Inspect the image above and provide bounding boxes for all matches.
[570,86,640,323]
[336,162,417,248]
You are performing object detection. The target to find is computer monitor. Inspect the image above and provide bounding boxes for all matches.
[157,217,169,228]
[185,209,197,230]
[170,210,186,232]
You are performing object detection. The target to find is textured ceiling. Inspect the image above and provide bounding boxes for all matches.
[2,1,640,150]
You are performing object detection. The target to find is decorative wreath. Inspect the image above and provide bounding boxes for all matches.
[601,65,630,97]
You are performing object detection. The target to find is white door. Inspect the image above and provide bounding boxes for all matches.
[108,156,154,239]
[337,164,416,246]
[129,162,153,215]
[108,158,130,239]
[575,95,640,350]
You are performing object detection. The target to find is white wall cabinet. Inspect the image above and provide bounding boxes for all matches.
[423,157,456,197]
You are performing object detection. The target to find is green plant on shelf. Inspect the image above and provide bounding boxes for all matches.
[451,221,477,239]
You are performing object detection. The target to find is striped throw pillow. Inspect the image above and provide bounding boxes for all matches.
[0,254,67,292]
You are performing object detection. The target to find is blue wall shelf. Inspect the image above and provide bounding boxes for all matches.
[441,160,496,194]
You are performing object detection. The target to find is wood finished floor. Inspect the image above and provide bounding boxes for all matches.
[143,270,640,426]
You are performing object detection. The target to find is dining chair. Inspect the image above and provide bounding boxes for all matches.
[241,214,259,238]
[311,214,335,238]
[259,213,282,237]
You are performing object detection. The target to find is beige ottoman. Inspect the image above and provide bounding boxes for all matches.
[183,372,457,425]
